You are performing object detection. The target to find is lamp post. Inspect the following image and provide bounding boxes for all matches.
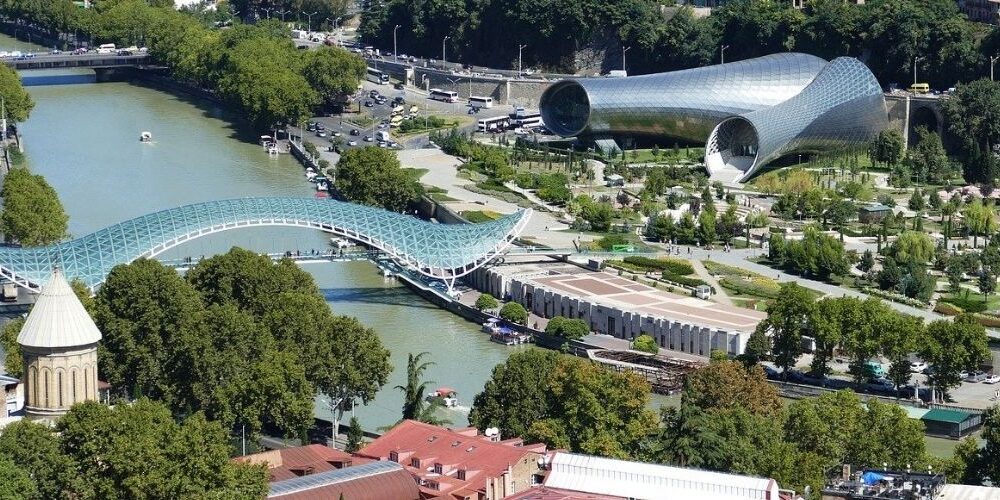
[442,35,450,65]
[992,55,998,81]
[303,11,318,32]
[393,25,401,62]
[913,56,924,86]
[260,7,272,19]
[518,44,527,76]
[446,77,461,113]
[720,44,729,64]
[275,9,288,21]
[621,45,631,73]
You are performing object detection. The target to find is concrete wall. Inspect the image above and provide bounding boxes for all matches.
[372,61,553,107]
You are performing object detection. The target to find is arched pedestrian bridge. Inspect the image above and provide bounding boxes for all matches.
[0,197,531,291]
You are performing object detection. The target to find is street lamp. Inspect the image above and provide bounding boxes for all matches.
[260,7,272,19]
[275,9,288,21]
[442,35,450,65]
[720,44,729,64]
[621,45,631,73]
[913,56,924,86]
[303,11,318,32]
[393,25,401,62]
[518,44,527,76]
[991,55,998,81]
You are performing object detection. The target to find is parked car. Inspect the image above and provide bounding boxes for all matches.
[909,361,928,373]
[369,90,380,99]
[363,135,373,142]
[307,122,317,131]
[865,361,886,379]
[72,48,87,55]
[315,123,325,131]
[349,129,360,136]
[316,130,327,137]
[332,132,341,137]
[347,140,358,146]
[364,100,373,107]
[966,371,987,383]
[985,374,1000,384]
[870,378,895,389]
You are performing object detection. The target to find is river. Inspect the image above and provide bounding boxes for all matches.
[5,34,526,431]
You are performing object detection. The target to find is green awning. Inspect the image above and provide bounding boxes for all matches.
[921,408,973,424]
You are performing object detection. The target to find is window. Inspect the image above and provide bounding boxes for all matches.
[84,367,89,398]
[71,370,77,404]
[29,367,37,407]
[457,469,466,480]
[434,463,443,474]
[410,458,421,468]
[57,372,63,407]
[389,451,398,462]
[43,370,50,407]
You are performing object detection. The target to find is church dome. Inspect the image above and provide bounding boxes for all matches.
[17,267,102,349]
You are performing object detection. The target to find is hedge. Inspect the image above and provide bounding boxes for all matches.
[623,256,694,275]
[933,301,964,316]
[974,313,1000,328]
[661,272,708,288]
[939,296,988,313]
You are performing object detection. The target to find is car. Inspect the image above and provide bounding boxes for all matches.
[364,101,373,107]
[909,361,928,373]
[49,49,62,55]
[966,371,987,383]
[870,378,894,389]
[960,370,971,380]
[307,122,317,132]
[347,140,358,146]
[349,129,360,136]
[865,360,886,379]
[363,135,373,142]
[315,123,325,131]
[332,132,341,137]
[378,123,389,129]
[985,374,1000,384]
[316,131,327,137]
[369,90,380,98]
[116,49,132,56]
[72,48,87,55]
[394,82,405,90]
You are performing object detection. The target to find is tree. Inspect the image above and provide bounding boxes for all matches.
[499,302,528,325]
[300,46,366,105]
[676,211,697,244]
[890,230,935,266]
[977,405,1000,484]
[858,249,876,273]
[683,361,782,418]
[0,168,69,246]
[0,318,23,378]
[395,352,450,426]
[945,436,982,485]
[0,420,79,499]
[919,315,990,402]
[908,189,925,211]
[334,147,421,212]
[56,399,267,499]
[646,214,675,243]
[758,283,815,375]
[942,79,1000,182]
[739,326,771,368]
[345,416,364,453]
[581,201,614,232]
[697,207,717,244]
[980,271,997,303]
[469,350,561,439]
[632,334,658,354]
[0,455,36,500]
[525,356,658,459]
[868,129,905,167]
[0,64,33,123]
[545,316,590,339]
[474,293,499,311]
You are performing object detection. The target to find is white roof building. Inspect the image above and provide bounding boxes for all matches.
[17,267,101,349]
[544,452,781,500]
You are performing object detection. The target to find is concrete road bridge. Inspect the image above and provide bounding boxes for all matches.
[3,52,151,71]
[0,197,531,291]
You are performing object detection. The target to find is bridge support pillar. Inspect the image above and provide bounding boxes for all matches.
[93,67,131,83]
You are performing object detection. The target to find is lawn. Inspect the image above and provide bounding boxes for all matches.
[460,210,503,223]
[938,291,1000,313]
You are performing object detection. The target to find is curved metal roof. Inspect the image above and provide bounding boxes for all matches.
[0,198,531,290]
[17,267,102,349]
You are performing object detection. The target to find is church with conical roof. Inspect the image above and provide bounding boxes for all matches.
[17,267,102,421]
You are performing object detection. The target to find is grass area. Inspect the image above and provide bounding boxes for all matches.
[938,291,1000,313]
[617,147,705,164]
[460,210,503,223]
[704,260,823,301]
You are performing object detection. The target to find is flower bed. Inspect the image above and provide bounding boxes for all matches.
[623,256,694,275]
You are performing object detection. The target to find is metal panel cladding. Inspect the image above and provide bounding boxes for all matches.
[705,57,887,183]
[539,53,828,142]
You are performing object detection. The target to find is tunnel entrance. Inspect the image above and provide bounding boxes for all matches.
[706,117,759,176]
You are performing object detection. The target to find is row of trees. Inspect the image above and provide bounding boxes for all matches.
[0,399,267,499]
[768,227,850,280]
[750,283,990,401]
[646,204,745,246]
[63,249,394,441]
[0,64,33,123]
[3,0,366,128]
[360,0,994,89]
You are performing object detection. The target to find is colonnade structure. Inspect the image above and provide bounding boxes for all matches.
[0,197,532,292]
[539,53,887,183]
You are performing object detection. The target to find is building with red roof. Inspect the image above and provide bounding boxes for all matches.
[237,444,361,482]
[355,420,547,500]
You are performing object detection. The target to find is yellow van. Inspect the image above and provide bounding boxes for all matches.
[909,83,930,94]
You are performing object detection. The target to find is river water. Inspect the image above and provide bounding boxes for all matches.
[7,34,523,431]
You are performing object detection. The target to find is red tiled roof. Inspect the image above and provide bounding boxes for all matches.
[356,420,545,498]
[237,444,356,482]
[502,486,625,500]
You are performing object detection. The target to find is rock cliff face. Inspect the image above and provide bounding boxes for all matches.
[569,29,619,76]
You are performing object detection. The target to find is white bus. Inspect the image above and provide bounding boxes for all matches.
[366,68,390,85]
[476,115,510,133]
[96,43,116,54]
[511,107,543,128]
[428,88,459,103]
[469,96,493,109]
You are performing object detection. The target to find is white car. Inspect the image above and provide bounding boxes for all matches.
[347,140,358,146]
[984,374,1000,384]
[909,361,928,373]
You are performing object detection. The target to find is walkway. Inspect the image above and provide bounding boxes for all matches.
[689,259,734,306]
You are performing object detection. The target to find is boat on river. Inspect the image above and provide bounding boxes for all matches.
[483,318,532,345]
[426,387,459,408]
[139,131,152,142]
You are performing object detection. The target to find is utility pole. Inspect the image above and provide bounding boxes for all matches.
[721,44,729,64]
[442,35,450,65]
[393,25,401,62]
[621,45,631,73]
[913,56,924,85]
[518,44,527,75]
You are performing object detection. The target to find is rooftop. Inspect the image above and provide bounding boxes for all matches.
[922,408,975,424]
[506,264,766,332]
[355,420,546,498]
[236,444,358,482]
[267,459,419,500]
[17,267,102,349]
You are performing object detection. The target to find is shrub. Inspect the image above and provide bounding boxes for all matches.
[632,334,658,354]
[623,256,694,275]
[595,234,628,251]
[974,313,1000,328]
[475,294,499,311]
[545,316,590,340]
[933,301,964,315]
[499,302,528,324]
[661,272,708,288]
[939,296,988,313]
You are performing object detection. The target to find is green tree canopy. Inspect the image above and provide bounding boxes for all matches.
[499,302,528,325]
[300,46,367,105]
[334,147,421,212]
[0,168,69,246]
[0,64,34,122]
[545,316,590,340]
[0,317,23,377]
[919,315,990,401]
[631,334,658,354]
[942,79,1000,182]
[469,350,561,439]
[759,283,816,374]
[474,293,499,311]
[890,231,936,266]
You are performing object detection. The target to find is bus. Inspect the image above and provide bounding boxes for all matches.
[469,96,493,109]
[367,68,390,85]
[476,115,510,133]
[389,115,404,127]
[428,88,459,103]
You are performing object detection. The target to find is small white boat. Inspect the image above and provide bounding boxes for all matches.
[330,237,351,248]
[139,131,152,142]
